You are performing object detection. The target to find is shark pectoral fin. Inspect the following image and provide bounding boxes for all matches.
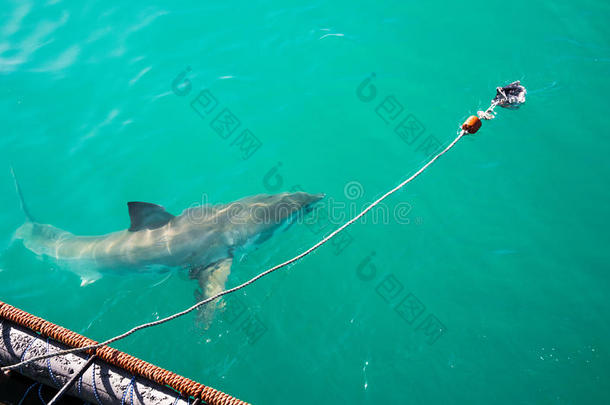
[79,272,101,287]
[191,258,233,329]
[127,202,175,232]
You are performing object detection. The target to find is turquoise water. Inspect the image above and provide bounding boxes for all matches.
[1,0,609,403]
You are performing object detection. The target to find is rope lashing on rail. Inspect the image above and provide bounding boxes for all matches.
[1,81,526,374]
[46,337,61,387]
[91,363,102,405]
[121,376,136,405]
[19,336,35,373]
[46,355,98,405]
[0,302,247,405]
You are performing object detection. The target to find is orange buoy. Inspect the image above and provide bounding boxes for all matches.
[462,115,482,134]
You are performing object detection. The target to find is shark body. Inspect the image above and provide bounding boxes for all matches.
[12,170,322,323]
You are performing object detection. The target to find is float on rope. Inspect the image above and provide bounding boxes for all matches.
[461,80,527,134]
[1,80,528,386]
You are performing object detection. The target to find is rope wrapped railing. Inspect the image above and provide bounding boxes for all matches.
[1,82,526,404]
[0,300,248,405]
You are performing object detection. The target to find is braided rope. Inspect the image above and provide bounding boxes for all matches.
[17,382,38,405]
[19,336,35,373]
[0,114,484,405]
[2,131,465,382]
[0,301,248,405]
[121,376,136,405]
[91,363,102,405]
[38,382,48,404]
[46,337,60,387]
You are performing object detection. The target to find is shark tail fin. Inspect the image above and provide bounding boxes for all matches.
[10,165,35,223]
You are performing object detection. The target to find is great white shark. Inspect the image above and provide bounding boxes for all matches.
[11,168,323,324]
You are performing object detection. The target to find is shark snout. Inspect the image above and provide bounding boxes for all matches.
[283,192,325,213]
[257,192,324,223]
[302,192,325,212]
[231,192,325,228]
[310,192,326,203]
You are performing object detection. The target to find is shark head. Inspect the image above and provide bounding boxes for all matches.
[167,191,324,266]
[184,191,324,327]
[226,191,325,247]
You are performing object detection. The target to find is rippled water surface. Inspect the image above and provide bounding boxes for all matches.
[1,0,609,403]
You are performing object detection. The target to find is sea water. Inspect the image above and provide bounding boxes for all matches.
[1,0,609,403]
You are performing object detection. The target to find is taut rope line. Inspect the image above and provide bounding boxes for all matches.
[2,132,464,372]
[1,81,526,372]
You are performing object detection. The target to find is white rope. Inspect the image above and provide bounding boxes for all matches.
[1,130,466,372]
[478,101,498,120]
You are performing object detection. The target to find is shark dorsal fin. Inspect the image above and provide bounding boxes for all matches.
[127,202,175,232]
